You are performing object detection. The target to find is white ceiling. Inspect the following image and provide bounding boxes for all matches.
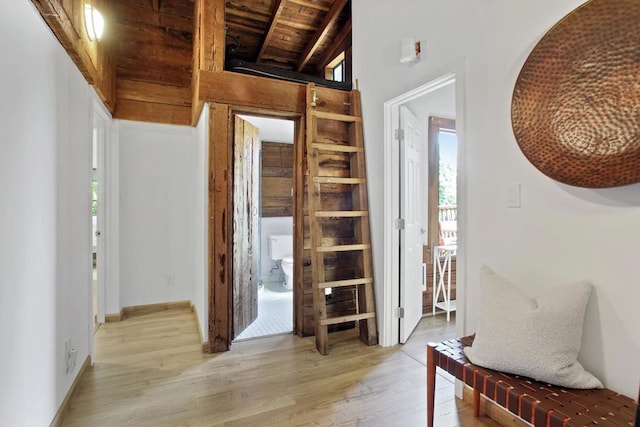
[238,115,294,144]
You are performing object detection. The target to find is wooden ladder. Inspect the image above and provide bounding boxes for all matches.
[305,82,378,355]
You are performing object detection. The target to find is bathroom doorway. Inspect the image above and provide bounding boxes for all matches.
[233,114,295,341]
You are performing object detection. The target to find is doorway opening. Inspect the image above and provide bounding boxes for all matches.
[427,117,457,323]
[91,99,109,332]
[382,71,465,347]
[232,114,295,341]
[91,131,100,332]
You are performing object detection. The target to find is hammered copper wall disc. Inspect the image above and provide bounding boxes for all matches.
[511,0,640,188]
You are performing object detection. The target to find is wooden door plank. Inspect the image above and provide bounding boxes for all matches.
[208,103,232,353]
[233,117,260,338]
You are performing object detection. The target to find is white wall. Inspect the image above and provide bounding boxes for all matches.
[0,2,93,424]
[194,104,210,342]
[354,0,640,397]
[118,121,197,307]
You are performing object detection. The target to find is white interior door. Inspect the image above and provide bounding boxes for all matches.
[93,110,107,325]
[399,105,425,343]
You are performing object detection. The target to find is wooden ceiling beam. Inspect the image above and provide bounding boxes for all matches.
[295,0,348,72]
[115,99,191,126]
[315,18,351,73]
[287,0,330,12]
[199,70,352,115]
[256,0,287,63]
[30,0,116,111]
[200,70,305,114]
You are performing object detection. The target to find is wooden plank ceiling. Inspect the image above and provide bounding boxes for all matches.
[114,0,195,124]
[225,0,351,73]
[113,0,352,125]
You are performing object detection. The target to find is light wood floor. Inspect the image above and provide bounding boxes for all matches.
[62,309,500,426]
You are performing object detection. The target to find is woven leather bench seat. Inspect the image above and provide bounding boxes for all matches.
[426,337,639,427]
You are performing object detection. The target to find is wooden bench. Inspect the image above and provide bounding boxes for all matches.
[427,337,639,427]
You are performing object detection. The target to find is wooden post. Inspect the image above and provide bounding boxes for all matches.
[293,117,306,337]
[191,0,225,125]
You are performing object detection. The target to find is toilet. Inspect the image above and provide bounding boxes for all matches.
[267,234,294,290]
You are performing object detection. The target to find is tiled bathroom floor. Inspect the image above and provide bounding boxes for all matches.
[234,281,293,341]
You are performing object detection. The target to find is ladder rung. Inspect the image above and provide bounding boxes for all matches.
[313,111,362,122]
[316,244,370,252]
[315,137,347,145]
[312,143,363,153]
[318,277,373,289]
[320,312,375,326]
[315,210,368,218]
[313,177,365,184]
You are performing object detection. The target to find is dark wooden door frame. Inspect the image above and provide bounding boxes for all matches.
[426,117,456,263]
[207,104,304,352]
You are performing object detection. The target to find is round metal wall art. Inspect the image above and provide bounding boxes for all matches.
[511,0,640,188]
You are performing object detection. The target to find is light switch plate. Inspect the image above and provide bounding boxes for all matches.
[507,183,521,208]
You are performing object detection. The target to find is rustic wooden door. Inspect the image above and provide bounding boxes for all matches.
[233,116,261,338]
[399,105,425,343]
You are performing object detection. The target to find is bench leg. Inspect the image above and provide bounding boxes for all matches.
[427,343,437,427]
[474,389,480,417]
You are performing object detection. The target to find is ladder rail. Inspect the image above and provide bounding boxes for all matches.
[306,83,378,355]
[349,87,377,346]
[306,85,330,353]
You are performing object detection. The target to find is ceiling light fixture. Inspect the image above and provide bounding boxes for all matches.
[84,4,105,41]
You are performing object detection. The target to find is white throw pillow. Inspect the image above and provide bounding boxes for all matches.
[463,265,603,389]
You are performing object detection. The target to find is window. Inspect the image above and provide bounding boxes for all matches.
[332,60,344,82]
[325,52,346,82]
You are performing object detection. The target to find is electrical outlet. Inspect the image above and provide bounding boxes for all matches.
[166,274,175,287]
[65,339,77,374]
